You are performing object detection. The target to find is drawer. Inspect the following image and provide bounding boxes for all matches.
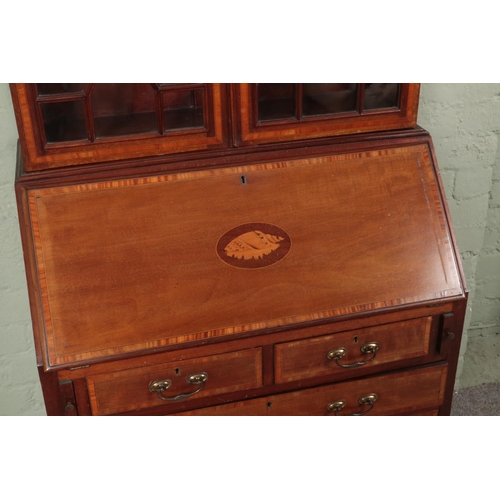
[275,317,432,384]
[175,363,447,416]
[409,409,439,416]
[87,348,262,415]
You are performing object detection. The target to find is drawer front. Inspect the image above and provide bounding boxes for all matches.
[87,348,262,415]
[409,409,439,416]
[175,363,447,416]
[275,317,432,384]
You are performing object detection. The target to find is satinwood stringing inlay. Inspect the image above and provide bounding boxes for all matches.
[217,223,291,269]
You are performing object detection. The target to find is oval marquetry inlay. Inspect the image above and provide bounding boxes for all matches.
[217,223,291,269]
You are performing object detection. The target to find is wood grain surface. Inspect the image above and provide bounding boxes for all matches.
[275,317,432,383]
[233,84,420,146]
[87,348,262,415]
[175,363,448,416]
[28,144,463,367]
[10,84,227,171]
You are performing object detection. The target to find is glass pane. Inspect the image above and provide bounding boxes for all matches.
[40,100,87,143]
[302,83,357,116]
[91,84,158,138]
[364,83,400,110]
[36,83,87,95]
[162,88,205,131]
[257,84,296,121]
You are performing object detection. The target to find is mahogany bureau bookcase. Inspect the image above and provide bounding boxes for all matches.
[10,83,468,416]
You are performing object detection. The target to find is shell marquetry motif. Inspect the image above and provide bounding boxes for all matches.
[224,231,284,260]
[217,223,291,269]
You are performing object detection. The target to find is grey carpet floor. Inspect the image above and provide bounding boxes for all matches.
[450,382,500,416]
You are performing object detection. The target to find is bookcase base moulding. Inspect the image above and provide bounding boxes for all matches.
[11,83,467,416]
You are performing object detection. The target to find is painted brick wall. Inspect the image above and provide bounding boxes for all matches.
[0,83,46,415]
[418,84,500,387]
[1,83,499,415]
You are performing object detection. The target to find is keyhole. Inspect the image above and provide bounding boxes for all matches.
[240,175,247,185]
[267,402,272,409]
[175,368,180,376]
[353,336,358,343]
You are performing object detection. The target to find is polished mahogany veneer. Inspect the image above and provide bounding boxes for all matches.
[12,83,467,416]
[232,83,420,147]
[11,84,228,171]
